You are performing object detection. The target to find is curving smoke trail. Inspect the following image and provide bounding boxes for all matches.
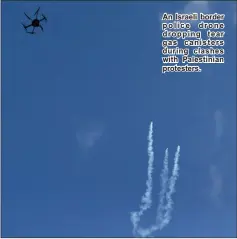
[130,122,180,237]
[130,121,154,235]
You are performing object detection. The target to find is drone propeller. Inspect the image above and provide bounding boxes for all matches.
[24,12,32,20]
[39,25,44,31]
[40,14,47,22]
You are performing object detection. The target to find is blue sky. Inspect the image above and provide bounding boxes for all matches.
[2,1,236,237]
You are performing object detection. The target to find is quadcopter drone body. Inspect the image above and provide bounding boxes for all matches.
[22,7,47,34]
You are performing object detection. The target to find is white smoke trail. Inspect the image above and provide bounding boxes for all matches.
[130,121,154,235]
[156,148,169,226]
[141,121,154,209]
[130,122,180,237]
[158,145,180,230]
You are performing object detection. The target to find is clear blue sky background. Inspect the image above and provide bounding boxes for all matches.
[2,1,236,237]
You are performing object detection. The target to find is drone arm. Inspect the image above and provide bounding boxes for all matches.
[34,7,40,18]
[25,24,32,28]
[22,23,32,29]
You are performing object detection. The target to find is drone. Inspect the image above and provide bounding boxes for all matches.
[22,7,47,34]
